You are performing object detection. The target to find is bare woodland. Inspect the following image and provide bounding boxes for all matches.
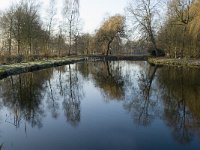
[0,0,200,62]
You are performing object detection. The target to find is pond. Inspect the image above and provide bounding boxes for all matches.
[0,61,200,150]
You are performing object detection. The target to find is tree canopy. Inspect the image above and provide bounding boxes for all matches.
[96,15,126,55]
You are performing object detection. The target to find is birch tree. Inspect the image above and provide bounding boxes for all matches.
[62,0,79,55]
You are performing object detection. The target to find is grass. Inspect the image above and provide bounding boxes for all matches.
[148,57,200,68]
[0,55,147,79]
[0,56,86,79]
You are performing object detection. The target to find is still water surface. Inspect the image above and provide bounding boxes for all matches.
[0,61,200,150]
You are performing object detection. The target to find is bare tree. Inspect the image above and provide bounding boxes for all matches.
[0,6,14,55]
[57,23,65,56]
[12,3,24,54]
[23,0,40,55]
[2,0,41,55]
[45,0,57,54]
[168,0,194,58]
[127,0,162,56]
[62,0,79,55]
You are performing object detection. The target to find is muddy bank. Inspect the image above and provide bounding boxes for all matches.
[148,57,200,68]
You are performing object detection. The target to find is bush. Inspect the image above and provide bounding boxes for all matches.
[148,48,165,57]
[6,55,13,63]
[15,54,24,63]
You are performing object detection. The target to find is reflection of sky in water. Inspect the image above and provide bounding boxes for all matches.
[0,61,200,150]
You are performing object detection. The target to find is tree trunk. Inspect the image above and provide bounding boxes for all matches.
[29,38,32,55]
[17,40,20,54]
[8,38,11,55]
[182,26,187,58]
[149,29,158,56]
[69,17,72,56]
[106,40,113,56]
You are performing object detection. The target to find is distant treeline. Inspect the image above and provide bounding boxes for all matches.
[157,0,200,58]
[1,0,199,61]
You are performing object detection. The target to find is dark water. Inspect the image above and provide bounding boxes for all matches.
[0,61,200,150]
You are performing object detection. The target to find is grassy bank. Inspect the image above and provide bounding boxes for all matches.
[148,57,200,68]
[0,55,148,80]
[0,57,85,80]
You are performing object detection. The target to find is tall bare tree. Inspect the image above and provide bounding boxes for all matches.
[0,0,47,57]
[62,0,79,55]
[0,6,14,55]
[127,0,162,56]
[169,0,194,58]
[45,0,57,54]
[23,0,40,55]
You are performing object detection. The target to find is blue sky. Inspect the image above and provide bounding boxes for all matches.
[0,0,128,33]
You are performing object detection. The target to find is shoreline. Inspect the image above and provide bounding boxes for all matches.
[148,57,200,68]
[0,55,148,80]
[0,57,85,80]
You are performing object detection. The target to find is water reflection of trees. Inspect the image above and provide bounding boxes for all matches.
[0,61,125,128]
[1,61,200,145]
[42,64,84,127]
[123,63,200,144]
[45,68,60,119]
[78,61,125,101]
[78,61,161,126]
[0,64,85,128]
[0,70,52,128]
[62,64,84,127]
[124,63,160,126]
[157,67,200,144]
